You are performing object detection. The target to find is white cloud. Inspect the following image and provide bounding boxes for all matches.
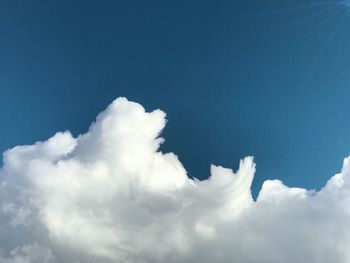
[0,97,350,263]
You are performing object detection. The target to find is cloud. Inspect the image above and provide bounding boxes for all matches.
[1,97,350,263]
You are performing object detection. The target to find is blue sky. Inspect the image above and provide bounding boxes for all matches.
[1,0,350,197]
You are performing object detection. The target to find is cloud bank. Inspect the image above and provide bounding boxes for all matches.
[1,97,350,263]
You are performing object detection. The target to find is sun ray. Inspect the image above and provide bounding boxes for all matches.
[300,8,348,89]
[299,6,345,48]
[238,1,340,20]
[286,3,341,29]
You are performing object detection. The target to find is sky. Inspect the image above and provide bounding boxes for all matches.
[1,0,350,195]
[1,1,350,261]
[1,0,350,197]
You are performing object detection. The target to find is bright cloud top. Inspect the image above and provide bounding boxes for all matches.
[1,98,350,263]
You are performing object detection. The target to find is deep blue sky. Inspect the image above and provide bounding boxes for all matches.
[1,0,350,196]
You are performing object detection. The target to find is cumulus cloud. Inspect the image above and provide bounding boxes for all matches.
[0,97,350,263]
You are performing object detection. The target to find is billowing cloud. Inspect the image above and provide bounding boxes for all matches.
[1,97,350,263]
